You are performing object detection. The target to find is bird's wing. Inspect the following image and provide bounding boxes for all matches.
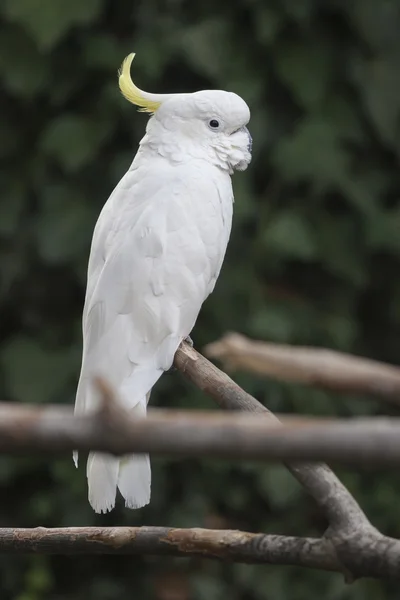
[75,161,233,418]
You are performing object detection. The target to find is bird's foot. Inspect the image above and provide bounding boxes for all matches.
[184,335,194,347]
[167,336,194,373]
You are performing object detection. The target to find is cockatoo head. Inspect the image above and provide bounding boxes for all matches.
[119,54,252,173]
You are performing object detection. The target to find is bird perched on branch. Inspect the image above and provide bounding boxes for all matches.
[74,53,252,513]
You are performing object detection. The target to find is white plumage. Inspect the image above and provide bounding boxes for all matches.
[74,54,252,513]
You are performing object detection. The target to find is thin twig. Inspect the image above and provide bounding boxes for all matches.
[205,332,400,404]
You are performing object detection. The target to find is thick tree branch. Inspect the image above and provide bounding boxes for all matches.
[0,527,339,572]
[174,342,368,536]
[2,403,400,466]
[205,332,400,405]
[1,526,399,580]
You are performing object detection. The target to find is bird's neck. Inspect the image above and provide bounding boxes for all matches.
[138,130,233,173]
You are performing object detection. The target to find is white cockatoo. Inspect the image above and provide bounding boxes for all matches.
[74,53,252,513]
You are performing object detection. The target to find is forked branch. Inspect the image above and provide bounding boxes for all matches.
[0,342,399,580]
[174,342,400,581]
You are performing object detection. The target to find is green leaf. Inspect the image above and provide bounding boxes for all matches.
[192,574,224,600]
[1,337,78,404]
[322,96,366,144]
[272,115,348,190]
[345,0,400,54]
[313,216,367,286]
[259,465,303,509]
[24,556,53,594]
[0,119,23,157]
[0,179,26,236]
[274,40,333,109]
[40,115,112,171]
[323,313,358,349]
[84,34,123,70]
[365,209,400,254]
[252,6,282,46]
[181,20,264,102]
[280,0,315,23]
[248,305,296,342]
[34,184,96,264]
[0,29,48,97]
[262,211,317,260]
[2,0,104,50]
[351,56,400,147]
[181,19,232,81]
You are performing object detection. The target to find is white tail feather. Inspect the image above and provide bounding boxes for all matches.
[87,452,119,514]
[85,392,152,513]
[115,392,151,509]
[118,454,151,509]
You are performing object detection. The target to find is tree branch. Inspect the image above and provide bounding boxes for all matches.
[2,343,399,580]
[0,527,338,572]
[174,342,368,536]
[1,526,399,580]
[2,403,400,466]
[205,332,400,405]
[174,342,397,581]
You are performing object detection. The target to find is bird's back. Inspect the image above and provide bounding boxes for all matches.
[76,156,233,417]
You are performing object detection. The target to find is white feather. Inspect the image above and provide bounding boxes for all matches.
[75,157,234,513]
[75,82,251,513]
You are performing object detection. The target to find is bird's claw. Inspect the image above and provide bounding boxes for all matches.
[167,336,194,373]
[184,335,194,347]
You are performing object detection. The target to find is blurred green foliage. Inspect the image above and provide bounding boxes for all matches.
[1,0,400,598]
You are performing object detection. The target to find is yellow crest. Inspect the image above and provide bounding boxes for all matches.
[118,53,162,113]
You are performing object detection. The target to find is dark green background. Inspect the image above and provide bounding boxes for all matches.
[1,0,400,598]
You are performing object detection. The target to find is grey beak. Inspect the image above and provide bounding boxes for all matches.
[244,126,252,153]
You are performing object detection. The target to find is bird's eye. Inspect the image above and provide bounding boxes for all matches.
[208,119,220,130]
